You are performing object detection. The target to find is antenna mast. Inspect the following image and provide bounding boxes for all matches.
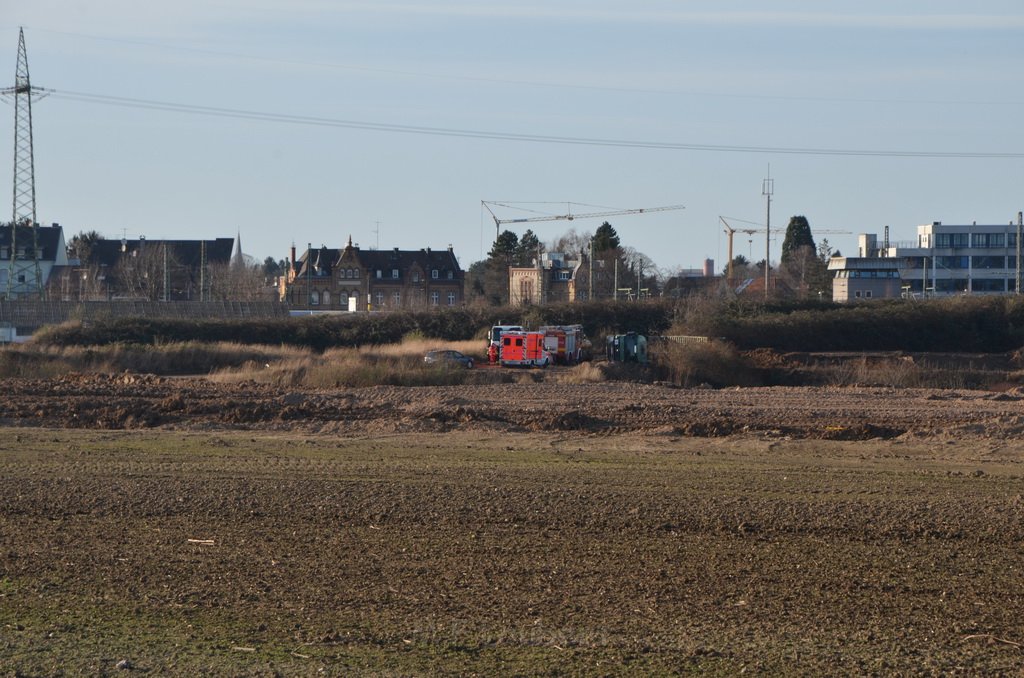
[1,28,48,298]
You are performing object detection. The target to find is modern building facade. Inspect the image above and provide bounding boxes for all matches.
[834,221,1023,300]
[828,256,902,302]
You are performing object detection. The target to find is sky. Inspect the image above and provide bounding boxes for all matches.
[1,1,1023,275]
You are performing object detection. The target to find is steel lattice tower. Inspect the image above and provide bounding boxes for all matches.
[1,28,46,299]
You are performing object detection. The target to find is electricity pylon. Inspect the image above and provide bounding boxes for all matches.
[1,27,49,298]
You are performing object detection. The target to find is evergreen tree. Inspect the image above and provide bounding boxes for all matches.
[488,230,519,263]
[781,215,815,264]
[516,229,542,266]
[67,230,104,265]
[592,222,621,253]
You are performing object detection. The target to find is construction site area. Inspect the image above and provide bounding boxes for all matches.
[2,375,1024,674]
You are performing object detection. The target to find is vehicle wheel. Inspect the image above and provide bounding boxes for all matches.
[466,360,474,369]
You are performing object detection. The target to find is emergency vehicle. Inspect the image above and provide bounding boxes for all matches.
[539,324,590,365]
[499,331,552,368]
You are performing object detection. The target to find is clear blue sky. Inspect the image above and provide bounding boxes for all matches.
[2,1,1023,275]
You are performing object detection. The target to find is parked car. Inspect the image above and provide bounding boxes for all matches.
[424,349,474,369]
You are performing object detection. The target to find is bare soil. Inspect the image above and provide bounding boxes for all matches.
[2,376,1024,675]
[2,372,1024,439]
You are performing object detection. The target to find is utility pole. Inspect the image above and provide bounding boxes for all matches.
[1017,212,1022,295]
[762,171,774,300]
[588,238,593,301]
[199,240,207,301]
[614,259,618,301]
[162,243,169,302]
[1,28,48,299]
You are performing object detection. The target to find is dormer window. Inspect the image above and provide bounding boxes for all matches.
[392,269,399,279]
[431,269,438,279]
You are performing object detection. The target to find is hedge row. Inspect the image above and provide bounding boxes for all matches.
[35,296,1024,354]
[33,302,675,350]
[706,296,1024,353]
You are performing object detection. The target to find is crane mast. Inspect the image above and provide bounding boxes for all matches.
[482,201,685,240]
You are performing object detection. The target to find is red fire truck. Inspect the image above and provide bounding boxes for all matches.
[539,324,590,365]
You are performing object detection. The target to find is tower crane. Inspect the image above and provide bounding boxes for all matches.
[720,216,850,281]
[483,201,685,240]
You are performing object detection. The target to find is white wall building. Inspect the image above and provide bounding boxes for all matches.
[851,221,1023,298]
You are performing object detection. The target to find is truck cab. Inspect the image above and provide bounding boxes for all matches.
[488,324,524,350]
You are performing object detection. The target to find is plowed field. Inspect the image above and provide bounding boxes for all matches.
[2,375,1024,675]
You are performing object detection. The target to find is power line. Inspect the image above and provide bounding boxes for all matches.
[19,26,1024,108]
[47,88,1024,159]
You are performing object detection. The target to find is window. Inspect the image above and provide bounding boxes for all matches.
[392,291,401,306]
[973,233,1005,248]
[310,291,320,305]
[934,233,969,248]
[936,256,968,269]
[934,278,969,292]
[412,272,420,283]
[864,290,872,298]
[322,290,331,305]
[447,292,456,306]
[431,269,438,279]
[972,256,1005,269]
[392,269,399,279]
[447,271,453,280]
[973,279,1006,292]
[854,290,862,298]
[430,292,439,306]
[376,270,382,279]
[375,291,384,307]
[340,291,349,308]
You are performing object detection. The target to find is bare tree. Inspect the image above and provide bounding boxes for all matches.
[112,243,165,300]
[207,261,266,301]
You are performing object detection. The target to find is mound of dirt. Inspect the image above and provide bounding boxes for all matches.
[0,374,1022,439]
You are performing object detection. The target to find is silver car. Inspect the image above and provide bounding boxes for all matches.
[423,349,474,369]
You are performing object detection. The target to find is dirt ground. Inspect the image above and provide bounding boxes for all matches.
[2,376,1024,675]
[2,372,1024,439]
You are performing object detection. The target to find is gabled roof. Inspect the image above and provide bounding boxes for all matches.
[293,247,341,279]
[89,238,235,268]
[347,246,462,276]
[0,223,67,262]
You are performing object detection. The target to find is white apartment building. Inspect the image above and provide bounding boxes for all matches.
[849,221,1023,298]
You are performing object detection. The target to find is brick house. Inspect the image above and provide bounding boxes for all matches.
[508,251,588,305]
[283,237,464,311]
